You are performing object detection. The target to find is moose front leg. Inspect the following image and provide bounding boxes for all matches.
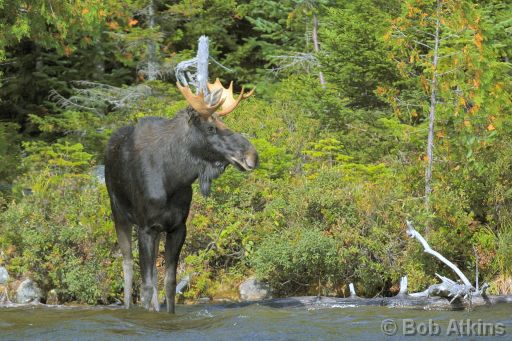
[113,212,133,309]
[164,225,186,313]
[138,227,159,311]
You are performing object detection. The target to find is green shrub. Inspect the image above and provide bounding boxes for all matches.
[0,122,21,183]
[0,142,122,304]
[252,227,341,295]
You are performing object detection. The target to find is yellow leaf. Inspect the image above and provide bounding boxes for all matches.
[108,21,119,30]
[82,8,89,15]
[464,120,471,127]
[128,18,138,27]
[474,32,483,49]
[487,124,495,131]
[64,46,73,56]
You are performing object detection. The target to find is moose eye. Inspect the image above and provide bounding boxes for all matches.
[207,126,216,134]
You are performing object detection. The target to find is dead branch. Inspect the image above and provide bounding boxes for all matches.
[406,220,472,286]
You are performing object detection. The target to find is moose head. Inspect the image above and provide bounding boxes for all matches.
[176,79,259,195]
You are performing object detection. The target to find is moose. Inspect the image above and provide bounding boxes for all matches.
[104,79,258,313]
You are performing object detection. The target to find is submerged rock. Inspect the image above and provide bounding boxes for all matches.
[0,267,8,284]
[239,277,272,301]
[16,279,42,304]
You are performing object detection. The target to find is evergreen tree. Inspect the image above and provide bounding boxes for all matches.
[320,0,400,108]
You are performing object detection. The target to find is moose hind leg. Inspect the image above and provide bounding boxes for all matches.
[114,217,133,309]
[151,233,161,311]
[138,227,159,311]
[164,225,186,313]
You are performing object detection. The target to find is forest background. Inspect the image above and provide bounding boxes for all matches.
[0,0,511,304]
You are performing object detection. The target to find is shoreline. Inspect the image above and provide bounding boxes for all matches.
[2,295,512,311]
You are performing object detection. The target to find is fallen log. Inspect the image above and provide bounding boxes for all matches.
[1,293,511,311]
[218,295,512,310]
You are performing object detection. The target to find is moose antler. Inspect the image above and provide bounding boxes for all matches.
[207,78,255,116]
[176,82,225,118]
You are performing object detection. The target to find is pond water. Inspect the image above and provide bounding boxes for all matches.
[0,302,510,340]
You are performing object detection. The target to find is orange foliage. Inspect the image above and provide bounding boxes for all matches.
[474,32,483,49]
[108,21,119,30]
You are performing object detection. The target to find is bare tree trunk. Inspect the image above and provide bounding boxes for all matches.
[196,36,209,95]
[312,14,326,89]
[424,2,441,211]
[147,0,158,81]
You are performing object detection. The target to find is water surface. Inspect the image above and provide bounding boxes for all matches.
[0,302,510,340]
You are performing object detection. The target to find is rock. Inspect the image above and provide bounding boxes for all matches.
[196,297,211,304]
[239,277,272,301]
[46,289,58,305]
[0,267,9,284]
[16,279,42,304]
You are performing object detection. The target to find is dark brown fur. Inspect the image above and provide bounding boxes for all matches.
[105,108,258,312]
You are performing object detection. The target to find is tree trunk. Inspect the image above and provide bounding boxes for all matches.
[196,36,209,95]
[312,14,326,89]
[147,0,158,81]
[424,2,441,211]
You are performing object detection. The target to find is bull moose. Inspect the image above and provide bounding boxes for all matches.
[104,79,258,312]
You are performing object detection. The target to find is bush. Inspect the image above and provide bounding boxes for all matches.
[252,227,341,296]
[0,142,122,304]
[0,122,21,183]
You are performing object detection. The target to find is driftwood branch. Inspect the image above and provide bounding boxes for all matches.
[348,283,357,298]
[398,276,408,296]
[406,221,472,287]
[176,274,191,295]
[404,220,494,303]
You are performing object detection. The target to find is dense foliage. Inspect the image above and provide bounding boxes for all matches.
[0,0,511,304]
